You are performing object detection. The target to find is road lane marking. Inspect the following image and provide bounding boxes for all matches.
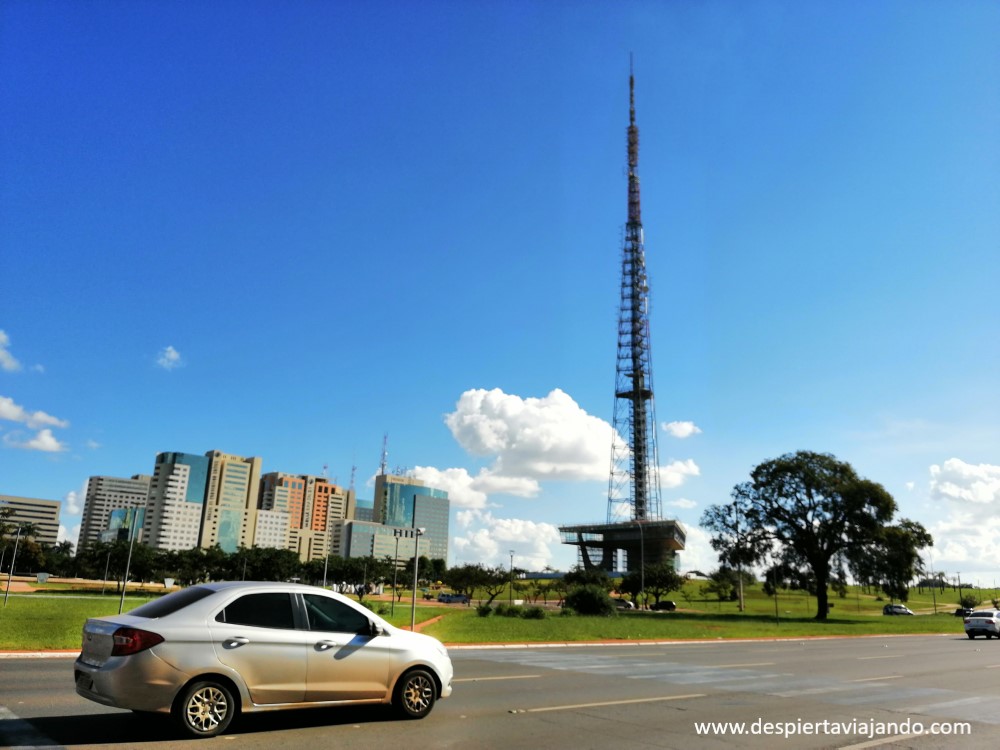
[839,734,922,749]
[851,675,902,682]
[856,655,902,660]
[454,674,541,683]
[0,705,60,748]
[520,694,705,713]
[707,662,775,668]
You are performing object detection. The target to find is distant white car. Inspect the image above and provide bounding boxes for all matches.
[74,581,453,737]
[882,604,914,616]
[964,610,1000,640]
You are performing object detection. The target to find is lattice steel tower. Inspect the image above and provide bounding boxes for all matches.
[607,69,662,525]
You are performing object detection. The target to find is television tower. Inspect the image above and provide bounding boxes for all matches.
[607,67,662,524]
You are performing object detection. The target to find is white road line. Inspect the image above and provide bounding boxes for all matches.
[850,675,902,682]
[453,674,541,683]
[839,733,922,749]
[856,655,903,660]
[707,662,776,668]
[521,693,705,713]
[0,705,61,748]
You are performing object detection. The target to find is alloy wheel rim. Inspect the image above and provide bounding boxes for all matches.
[187,686,228,732]
[403,675,433,713]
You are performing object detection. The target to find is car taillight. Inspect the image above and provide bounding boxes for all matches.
[964,618,971,624]
[110,627,164,656]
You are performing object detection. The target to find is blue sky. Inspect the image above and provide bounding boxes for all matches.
[2,1,998,583]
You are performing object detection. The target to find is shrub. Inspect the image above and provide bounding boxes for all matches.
[521,606,546,620]
[559,606,576,617]
[494,603,523,618]
[960,594,981,610]
[476,603,493,617]
[564,584,616,616]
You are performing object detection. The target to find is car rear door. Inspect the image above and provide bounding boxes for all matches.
[301,593,393,701]
[209,591,310,704]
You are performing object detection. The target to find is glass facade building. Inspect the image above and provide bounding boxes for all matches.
[374,475,449,562]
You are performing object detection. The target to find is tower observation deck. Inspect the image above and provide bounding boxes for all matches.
[560,68,686,574]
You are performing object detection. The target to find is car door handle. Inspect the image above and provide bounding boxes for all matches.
[316,640,339,651]
[224,637,250,648]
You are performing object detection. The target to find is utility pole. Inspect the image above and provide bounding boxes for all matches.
[509,550,515,606]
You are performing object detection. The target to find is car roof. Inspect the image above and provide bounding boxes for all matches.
[196,581,328,593]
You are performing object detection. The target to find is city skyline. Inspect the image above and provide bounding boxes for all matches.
[2,2,998,583]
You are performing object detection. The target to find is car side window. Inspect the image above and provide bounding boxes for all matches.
[215,592,295,629]
[303,594,371,634]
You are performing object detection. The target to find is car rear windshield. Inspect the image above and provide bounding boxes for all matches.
[126,586,216,618]
[971,611,995,618]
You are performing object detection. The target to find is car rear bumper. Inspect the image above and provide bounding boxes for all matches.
[74,652,186,713]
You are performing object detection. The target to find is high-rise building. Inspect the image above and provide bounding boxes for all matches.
[144,452,210,551]
[100,506,146,543]
[330,519,431,562]
[200,451,262,553]
[373,474,449,562]
[260,472,356,562]
[0,494,60,547]
[79,475,151,547]
[353,498,374,522]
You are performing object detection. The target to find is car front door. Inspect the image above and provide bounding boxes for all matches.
[209,591,309,704]
[301,593,393,701]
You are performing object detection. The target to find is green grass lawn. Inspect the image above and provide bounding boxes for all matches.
[0,578,976,651]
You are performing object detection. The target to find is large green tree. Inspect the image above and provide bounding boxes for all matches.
[849,520,932,603]
[703,451,907,621]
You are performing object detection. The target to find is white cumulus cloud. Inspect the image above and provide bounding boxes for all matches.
[157,345,183,370]
[661,459,701,489]
[0,330,22,372]
[451,509,561,571]
[4,428,68,452]
[666,497,698,510]
[930,458,1000,506]
[445,388,615,482]
[0,395,69,429]
[663,421,702,439]
[920,459,1000,585]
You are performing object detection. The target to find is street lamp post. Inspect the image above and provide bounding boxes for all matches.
[410,528,425,632]
[102,548,112,595]
[509,550,515,606]
[637,521,645,609]
[392,533,402,616]
[118,505,141,615]
[322,526,334,588]
[3,523,24,608]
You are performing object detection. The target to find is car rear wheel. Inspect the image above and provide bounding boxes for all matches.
[968,633,975,639]
[173,680,237,738]
[394,669,436,719]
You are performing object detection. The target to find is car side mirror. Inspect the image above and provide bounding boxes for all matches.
[370,621,386,637]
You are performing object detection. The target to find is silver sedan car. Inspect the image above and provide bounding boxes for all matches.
[74,581,453,738]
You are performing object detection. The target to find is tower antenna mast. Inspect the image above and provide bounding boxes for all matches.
[608,63,663,524]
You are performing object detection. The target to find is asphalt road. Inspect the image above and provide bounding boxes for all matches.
[3,634,1000,749]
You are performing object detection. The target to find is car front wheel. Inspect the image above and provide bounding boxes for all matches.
[173,680,237,738]
[968,633,975,639]
[394,669,436,719]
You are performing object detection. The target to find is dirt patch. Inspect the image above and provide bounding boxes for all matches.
[2,582,34,593]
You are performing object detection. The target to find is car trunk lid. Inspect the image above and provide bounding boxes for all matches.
[79,618,126,667]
